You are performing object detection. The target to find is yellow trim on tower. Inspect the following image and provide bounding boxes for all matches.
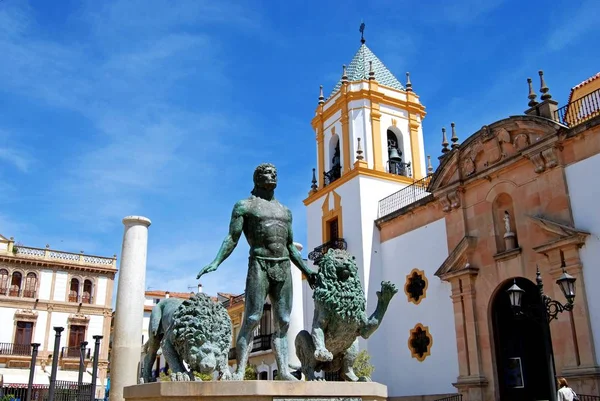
[316,106,325,189]
[341,85,351,174]
[407,90,424,179]
[312,81,427,128]
[303,164,414,206]
[321,191,343,243]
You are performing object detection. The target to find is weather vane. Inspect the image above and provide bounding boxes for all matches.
[359,21,366,44]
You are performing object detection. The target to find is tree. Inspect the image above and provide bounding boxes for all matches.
[353,349,375,379]
[244,364,258,380]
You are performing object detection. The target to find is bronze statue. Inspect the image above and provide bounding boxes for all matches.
[197,163,317,381]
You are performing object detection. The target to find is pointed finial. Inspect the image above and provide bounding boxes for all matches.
[318,85,324,105]
[527,78,539,107]
[427,155,433,175]
[406,72,413,92]
[536,264,543,287]
[539,70,552,101]
[341,65,348,84]
[441,128,449,154]
[450,122,459,149]
[368,61,375,80]
[311,168,317,192]
[359,21,366,44]
[356,138,364,160]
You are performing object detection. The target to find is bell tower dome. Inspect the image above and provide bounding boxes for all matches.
[304,29,428,294]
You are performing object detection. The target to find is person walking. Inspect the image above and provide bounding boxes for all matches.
[557,377,579,401]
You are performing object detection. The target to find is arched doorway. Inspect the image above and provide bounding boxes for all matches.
[492,278,551,401]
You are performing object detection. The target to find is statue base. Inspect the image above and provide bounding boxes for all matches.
[124,381,388,401]
[503,232,516,250]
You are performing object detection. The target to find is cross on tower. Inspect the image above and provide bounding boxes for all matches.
[359,21,366,44]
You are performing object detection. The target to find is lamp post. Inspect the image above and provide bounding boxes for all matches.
[506,264,576,401]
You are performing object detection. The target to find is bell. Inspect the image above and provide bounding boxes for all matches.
[388,147,403,163]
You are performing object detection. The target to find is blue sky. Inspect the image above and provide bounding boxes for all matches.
[1,0,599,297]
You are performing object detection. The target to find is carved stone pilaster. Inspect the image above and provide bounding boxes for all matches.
[439,194,451,212]
[542,147,559,169]
[448,190,461,209]
[438,188,462,213]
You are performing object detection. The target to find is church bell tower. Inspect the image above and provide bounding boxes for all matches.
[303,28,428,295]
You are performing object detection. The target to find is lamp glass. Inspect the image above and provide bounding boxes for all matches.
[556,271,576,304]
[507,281,525,308]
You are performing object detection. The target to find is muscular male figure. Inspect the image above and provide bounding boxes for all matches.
[197,163,317,381]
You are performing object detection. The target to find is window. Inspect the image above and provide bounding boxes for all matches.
[23,273,37,298]
[82,280,93,304]
[0,269,8,295]
[9,272,22,297]
[14,321,33,355]
[69,278,80,302]
[272,370,278,380]
[408,323,433,362]
[328,219,339,241]
[69,325,85,350]
[404,269,428,305]
[258,371,268,380]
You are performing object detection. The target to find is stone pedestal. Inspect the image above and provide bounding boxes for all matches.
[124,381,387,401]
[503,232,516,250]
[110,216,152,401]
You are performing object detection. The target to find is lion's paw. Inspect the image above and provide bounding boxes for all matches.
[231,372,244,381]
[378,281,398,302]
[314,348,334,362]
[221,370,233,381]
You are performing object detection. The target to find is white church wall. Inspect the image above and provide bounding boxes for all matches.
[38,270,53,300]
[371,217,458,397]
[302,278,314,331]
[565,153,600,362]
[359,175,410,296]
[0,307,16,343]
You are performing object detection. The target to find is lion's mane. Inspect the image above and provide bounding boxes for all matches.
[313,249,365,321]
[171,293,232,366]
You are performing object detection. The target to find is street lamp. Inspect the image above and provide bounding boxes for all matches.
[506,264,576,401]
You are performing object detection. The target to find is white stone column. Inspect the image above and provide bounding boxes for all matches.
[288,242,305,367]
[110,216,151,401]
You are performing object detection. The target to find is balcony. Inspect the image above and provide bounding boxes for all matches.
[323,165,341,186]
[555,88,600,127]
[227,334,273,361]
[308,238,348,264]
[0,342,32,356]
[12,245,117,268]
[377,175,433,218]
[61,346,91,359]
[68,294,93,304]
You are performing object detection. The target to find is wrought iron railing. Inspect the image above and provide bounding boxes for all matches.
[324,165,341,185]
[580,394,600,401]
[0,286,7,295]
[308,238,348,264]
[388,160,411,177]
[2,380,98,401]
[378,175,433,218]
[0,342,32,356]
[433,395,462,401]
[61,346,91,359]
[555,88,600,127]
[8,286,20,297]
[22,289,36,298]
[252,334,272,352]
